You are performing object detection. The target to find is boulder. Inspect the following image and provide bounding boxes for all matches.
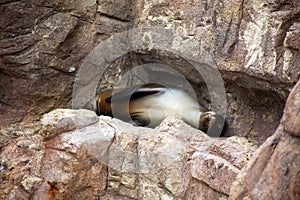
[0,109,257,199]
[229,79,300,200]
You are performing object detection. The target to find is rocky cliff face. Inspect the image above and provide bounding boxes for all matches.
[1,0,299,143]
[0,80,299,199]
[0,109,257,199]
[0,0,299,199]
[230,79,300,200]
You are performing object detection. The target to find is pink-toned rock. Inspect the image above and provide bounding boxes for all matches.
[229,79,300,200]
[230,127,300,200]
[0,110,257,199]
[41,109,99,138]
[282,80,300,137]
[1,0,300,199]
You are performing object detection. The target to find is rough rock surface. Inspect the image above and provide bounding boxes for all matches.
[1,1,300,199]
[282,80,300,137]
[0,0,133,127]
[229,79,300,200]
[1,0,299,145]
[133,0,300,144]
[0,109,257,199]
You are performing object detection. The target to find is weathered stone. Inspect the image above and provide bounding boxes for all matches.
[284,22,300,51]
[16,135,44,150]
[87,113,256,199]
[139,176,174,200]
[0,0,134,128]
[0,109,257,199]
[0,141,40,199]
[21,176,43,193]
[191,136,256,195]
[1,0,299,147]
[229,79,300,199]
[41,109,98,138]
[8,186,31,200]
[282,80,300,137]
[94,15,131,35]
[184,178,228,200]
[192,152,239,195]
[1,0,300,199]
[97,0,136,21]
[229,126,300,200]
[43,0,97,21]
[135,0,300,85]
[131,0,299,144]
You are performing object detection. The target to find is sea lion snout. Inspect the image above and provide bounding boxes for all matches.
[199,111,215,130]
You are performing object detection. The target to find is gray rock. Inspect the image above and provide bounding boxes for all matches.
[41,109,99,138]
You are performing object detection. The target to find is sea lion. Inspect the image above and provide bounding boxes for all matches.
[83,83,225,135]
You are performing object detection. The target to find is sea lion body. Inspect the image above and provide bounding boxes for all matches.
[83,83,224,134]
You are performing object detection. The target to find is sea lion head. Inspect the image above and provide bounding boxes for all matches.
[199,111,226,137]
